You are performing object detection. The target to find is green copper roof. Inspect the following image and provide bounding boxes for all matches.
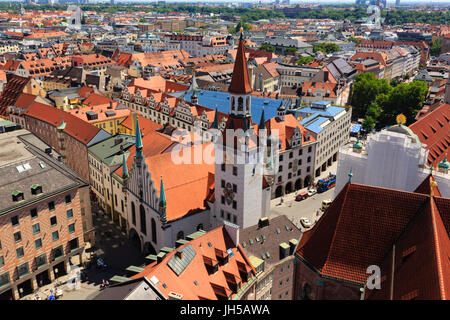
[57,121,66,130]
[135,118,143,159]
[438,156,450,169]
[159,176,166,207]
[12,190,22,196]
[122,153,128,178]
[88,134,135,166]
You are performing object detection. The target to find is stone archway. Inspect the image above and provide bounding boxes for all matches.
[143,242,156,256]
[304,175,312,188]
[275,186,283,198]
[129,228,141,252]
[285,182,293,194]
[295,178,303,190]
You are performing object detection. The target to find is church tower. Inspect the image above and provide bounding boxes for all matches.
[213,29,266,229]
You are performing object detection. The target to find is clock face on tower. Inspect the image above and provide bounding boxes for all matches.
[223,182,234,205]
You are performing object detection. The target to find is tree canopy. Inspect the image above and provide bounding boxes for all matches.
[259,44,275,53]
[313,42,340,54]
[350,73,428,130]
[296,56,314,66]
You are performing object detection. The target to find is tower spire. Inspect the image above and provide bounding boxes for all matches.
[259,106,266,130]
[212,106,219,129]
[122,153,128,179]
[159,176,167,223]
[135,117,143,159]
[228,28,252,95]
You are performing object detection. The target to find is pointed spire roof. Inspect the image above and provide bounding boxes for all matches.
[259,106,266,130]
[228,30,252,95]
[135,117,143,159]
[159,176,166,207]
[122,153,128,178]
[212,107,219,129]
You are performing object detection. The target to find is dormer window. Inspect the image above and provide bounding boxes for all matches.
[12,190,24,202]
[31,184,42,195]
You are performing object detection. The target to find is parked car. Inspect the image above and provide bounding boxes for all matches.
[300,217,312,228]
[307,189,317,197]
[295,191,308,201]
[321,199,332,210]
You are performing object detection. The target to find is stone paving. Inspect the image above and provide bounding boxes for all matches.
[21,207,145,300]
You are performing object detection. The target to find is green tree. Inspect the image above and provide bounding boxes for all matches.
[430,37,442,57]
[259,44,275,53]
[349,73,391,120]
[139,18,147,23]
[296,56,314,66]
[285,47,297,55]
[313,42,340,54]
[348,37,362,45]
[377,81,428,127]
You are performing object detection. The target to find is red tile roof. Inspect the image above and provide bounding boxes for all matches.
[228,36,252,95]
[409,103,450,167]
[24,102,103,144]
[0,74,31,117]
[131,226,256,300]
[296,180,450,299]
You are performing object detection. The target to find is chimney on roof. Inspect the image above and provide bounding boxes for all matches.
[223,220,239,247]
[175,249,183,260]
[168,292,183,300]
[258,217,269,229]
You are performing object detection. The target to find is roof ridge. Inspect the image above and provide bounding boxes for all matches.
[428,196,449,300]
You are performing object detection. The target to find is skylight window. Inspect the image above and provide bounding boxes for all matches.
[276,228,281,234]
[23,163,31,170]
[249,239,254,245]
[39,162,46,168]
[16,165,25,173]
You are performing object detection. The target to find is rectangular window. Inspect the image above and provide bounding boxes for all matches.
[48,201,55,211]
[50,216,57,226]
[53,245,63,260]
[52,231,59,241]
[65,194,71,204]
[221,196,225,204]
[17,262,29,278]
[11,215,19,226]
[232,200,237,209]
[68,223,75,234]
[30,208,38,219]
[32,223,40,235]
[16,247,24,258]
[13,231,21,243]
[233,184,237,193]
[0,256,4,268]
[69,238,79,251]
[0,272,10,288]
[233,166,237,176]
[66,209,73,219]
[36,254,47,269]
[35,238,43,250]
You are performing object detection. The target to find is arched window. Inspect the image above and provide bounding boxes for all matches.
[301,283,313,300]
[238,97,244,111]
[177,231,184,240]
[197,224,204,231]
[140,205,147,235]
[151,218,157,244]
[131,202,136,226]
